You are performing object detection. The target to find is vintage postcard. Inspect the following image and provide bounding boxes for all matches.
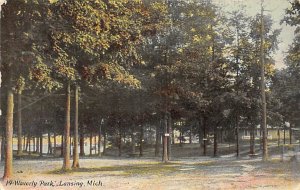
[0,0,299,189]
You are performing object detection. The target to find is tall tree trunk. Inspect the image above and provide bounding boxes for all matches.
[289,124,292,144]
[203,117,207,156]
[189,125,192,144]
[17,92,22,156]
[72,85,79,168]
[3,90,14,180]
[94,135,97,155]
[36,136,39,153]
[277,128,280,147]
[25,135,29,152]
[236,116,240,158]
[213,125,217,157]
[48,132,52,154]
[118,131,122,157]
[89,133,93,156]
[155,121,160,157]
[162,114,168,163]
[103,131,106,155]
[33,137,35,153]
[28,135,31,155]
[53,132,57,156]
[23,136,26,151]
[79,133,85,156]
[131,132,135,154]
[39,133,43,157]
[98,124,102,157]
[284,127,286,145]
[250,125,255,155]
[139,125,144,157]
[62,82,71,171]
[167,114,172,160]
[61,135,64,157]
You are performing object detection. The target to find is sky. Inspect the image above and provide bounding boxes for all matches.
[214,0,297,69]
[0,0,296,69]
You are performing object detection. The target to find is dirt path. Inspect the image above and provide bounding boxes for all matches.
[0,157,299,190]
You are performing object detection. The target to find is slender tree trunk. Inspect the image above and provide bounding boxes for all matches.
[284,127,286,145]
[94,135,97,155]
[25,136,29,152]
[167,114,172,160]
[118,131,122,157]
[62,82,71,171]
[213,125,217,157]
[260,7,268,161]
[203,118,207,156]
[236,116,240,158]
[189,125,192,144]
[39,133,43,157]
[79,133,85,156]
[28,135,31,155]
[155,121,160,157]
[131,132,135,154]
[3,90,14,180]
[36,136,39,153]
[61,135,63,157]
[33,137,35,153]
[277,128,280,147]
[139,125,144,157]
[289,124,292,144]
[250,125,255,155]
[23,136,26,151]
[72,85,79,168]
[98,124,101,157]
[17,92,22,156]
[54,132,57,156]
[90,133,93,156]
[48,132,52,154]
[162,114,168,163]
[103,132,106,155]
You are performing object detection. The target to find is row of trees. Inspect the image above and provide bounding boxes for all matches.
[0,0,299,179]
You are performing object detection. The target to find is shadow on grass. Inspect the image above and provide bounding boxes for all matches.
[48,162,180,176]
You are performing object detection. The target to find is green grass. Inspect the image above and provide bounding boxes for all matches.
[47,162,179,176]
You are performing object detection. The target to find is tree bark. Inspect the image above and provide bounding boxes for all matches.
[90,133,93,156]
[3,90,14,180]
[39,133,43,157]
[162,114,168,163]
[236,116,240,157]
[103,132,107,155]
[284,127,286,145]
[36,136,39,153]
[203,117,207,156]
[53,132,57,156]
[167,114,172,160]
[79,133,85,156]
[61,135,64,157]
[48,132,52,154]
[62,82,71,171]
[72,85,79,168]
[139,125,144,157]
[155,121,160,157]
[131,132,135,154]
[289,124,292,144]
[28,135,31,155]
[17,92,22,156]
[250,126,255,155]
[277,128,280,147]
[213,125,217,157]
[118,131,122,157]
[98,125,102,157]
